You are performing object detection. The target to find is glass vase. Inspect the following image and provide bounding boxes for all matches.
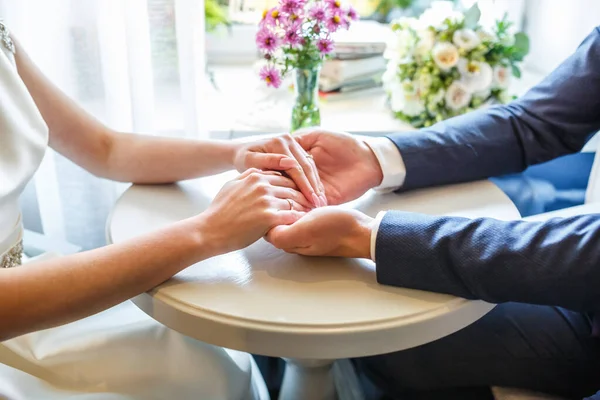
[291,66,321,132]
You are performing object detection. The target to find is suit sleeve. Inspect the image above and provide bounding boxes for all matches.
[375,211,600,312]
[386,28,600,191]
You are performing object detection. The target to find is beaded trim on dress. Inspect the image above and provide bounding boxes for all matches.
[0,20,15,54]
[0,241,22,268]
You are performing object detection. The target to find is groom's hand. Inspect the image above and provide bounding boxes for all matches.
[234,134,327,208]
[266,207,374,259]
[294,129,384,205]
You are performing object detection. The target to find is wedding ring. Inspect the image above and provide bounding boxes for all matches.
[287,199,294,210]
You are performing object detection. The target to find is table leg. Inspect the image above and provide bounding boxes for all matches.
[279,358,336,400]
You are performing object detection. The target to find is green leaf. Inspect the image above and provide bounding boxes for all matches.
[511,64,521,78]
[513,32,530,57]
[463,4,481,29]
[205,0,229,31]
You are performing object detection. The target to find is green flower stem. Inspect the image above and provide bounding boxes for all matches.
[291,66,321,131]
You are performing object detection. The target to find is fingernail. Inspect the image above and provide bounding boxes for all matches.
[279,158,297,169]
[272,171,282,176]
[318,194,326,207]
[320,194,328,206]
[312,193,321,207]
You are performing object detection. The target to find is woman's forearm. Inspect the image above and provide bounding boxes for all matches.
[0,215,215,341]
[103,133,240,183]
[12,37,242,183]
[0,168,307,341]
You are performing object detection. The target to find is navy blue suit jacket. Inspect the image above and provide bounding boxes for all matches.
[376,28,600,318]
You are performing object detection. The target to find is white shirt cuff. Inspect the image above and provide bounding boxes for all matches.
[361,136,407,192]
[370,211,387,262]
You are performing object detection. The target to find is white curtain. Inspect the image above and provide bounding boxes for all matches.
[0,0,207,250]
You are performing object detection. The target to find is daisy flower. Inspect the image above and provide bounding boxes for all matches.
[325,13,343,32]
[262,7,283,27]
[308,2,327,22]
[317,38,334,54]
[280,0,305,14]
[346,6,358,21]
[256,28,280,53]
[283,27,302,47]
[325,0,343,13]
[259,65,283,88]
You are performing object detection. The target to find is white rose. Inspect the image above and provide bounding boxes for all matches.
[432,42,459,71]
[390,80,426,116]
[382,63,399,86]
[445,81,472,110]
[414,29,435,58]
[493,65,511,89]
[474,88,491,100]
[477,29,495,43]
[452,29,481,51]
[458,59,493,92]
[419,3,463,28]
[384,29,415,61]
[403,98,427,117]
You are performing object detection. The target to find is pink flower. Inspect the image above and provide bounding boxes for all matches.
[325,13,343,32]
[324,0,343,13]
[281,11,304,30]
[259,65,282,88]
[317,38,334,54]
[283,27,302,47]
[256,28,280,53]
[308,3,327,22]
[346,6,358,21]
[262,7,283,26]
[280,0,305,14]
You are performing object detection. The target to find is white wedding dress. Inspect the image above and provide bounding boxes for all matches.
[0,24,267,400]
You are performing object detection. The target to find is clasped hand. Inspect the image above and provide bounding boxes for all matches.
[206,130,384,259]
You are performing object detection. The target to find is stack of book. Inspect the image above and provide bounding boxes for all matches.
[319,21,391,99]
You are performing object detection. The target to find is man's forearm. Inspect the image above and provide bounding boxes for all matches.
[375,211,600,312]
[103,132,239,183]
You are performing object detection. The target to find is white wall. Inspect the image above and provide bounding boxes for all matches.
[524,0,600,74]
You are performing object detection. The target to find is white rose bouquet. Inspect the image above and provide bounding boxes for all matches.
[383,3,529,128]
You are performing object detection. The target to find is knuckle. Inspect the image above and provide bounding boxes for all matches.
[257,197,271,208]
[247,172,263,183]
[255,183,270,196]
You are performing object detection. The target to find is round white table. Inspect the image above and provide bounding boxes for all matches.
[107,173,520,400]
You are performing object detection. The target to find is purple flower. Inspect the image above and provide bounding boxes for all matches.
[324,0,343,13]
[325,13,343,32]
[308,3,327,22]
[281,11,303,30]
[317,38,334,54]
[262,7,283,27]
[280,0,305,14]
[256,28,280,53]
[346,6,358,21]
[259,65,283,88]
[283,27,302,47]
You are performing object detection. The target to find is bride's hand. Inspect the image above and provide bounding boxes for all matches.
[198,168,309,256]
[233,134,327,208]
